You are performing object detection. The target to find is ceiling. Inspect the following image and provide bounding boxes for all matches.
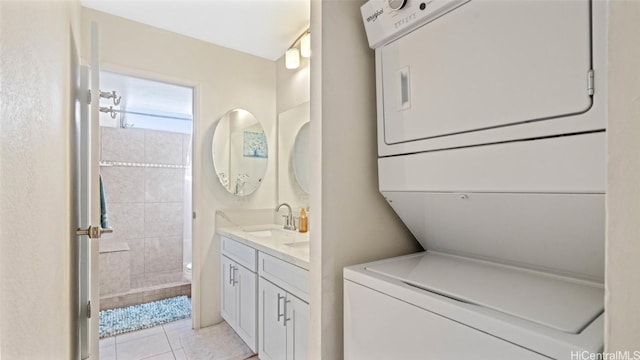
[80,0,310,61]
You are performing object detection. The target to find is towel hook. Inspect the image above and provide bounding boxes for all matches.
[100,90,121,106]
[99,106,118,119]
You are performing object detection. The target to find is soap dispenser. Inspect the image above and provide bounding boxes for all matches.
[298,208,308,233]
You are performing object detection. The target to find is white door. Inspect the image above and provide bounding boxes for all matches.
[259,278,287,360]
[236,265,257,352]
[286,294,309,360]
[78,22,106,359]
[381,0,592,145]
[221,256,238,327]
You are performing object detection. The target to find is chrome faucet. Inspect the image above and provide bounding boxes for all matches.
[276,203,296,231]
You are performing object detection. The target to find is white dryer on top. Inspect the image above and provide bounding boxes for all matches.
[367,0,604,157]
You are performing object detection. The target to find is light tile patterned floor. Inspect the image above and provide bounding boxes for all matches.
[99,318,260,360]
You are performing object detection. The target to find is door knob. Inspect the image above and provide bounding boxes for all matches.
[76,225,113,239]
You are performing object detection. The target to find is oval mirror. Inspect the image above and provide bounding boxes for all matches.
[212,109,268,196]
[293,122,310,194]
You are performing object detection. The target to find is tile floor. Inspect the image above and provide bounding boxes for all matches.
[99,318,260,360]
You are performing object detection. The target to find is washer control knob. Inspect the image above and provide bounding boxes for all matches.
[388,0,407,10]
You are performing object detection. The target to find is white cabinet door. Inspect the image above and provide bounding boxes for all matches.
[236,264,257,352]
[259,278,288,360]
[287,294,309,360]
[221,255,237,328]
[222,254,258,353]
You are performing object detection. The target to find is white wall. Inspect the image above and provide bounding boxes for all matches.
[605,1,640,350]
[81,8,277,328]
[310,1,421,358]
[0,0,81,357]
[276,54,310,115]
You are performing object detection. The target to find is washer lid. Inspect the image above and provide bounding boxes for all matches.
[366,252,604,334]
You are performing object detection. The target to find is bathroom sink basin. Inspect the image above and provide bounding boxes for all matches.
[284,241,310,248]
[247,230,275,237]
[246,228,295,238]
[233,225,309,248]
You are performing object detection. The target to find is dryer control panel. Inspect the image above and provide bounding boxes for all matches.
[361,0,470,49]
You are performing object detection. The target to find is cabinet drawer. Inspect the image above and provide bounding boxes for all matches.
[259,252,309,302]
[222,236,257,272]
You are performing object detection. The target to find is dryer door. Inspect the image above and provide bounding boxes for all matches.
[381,0,592,145]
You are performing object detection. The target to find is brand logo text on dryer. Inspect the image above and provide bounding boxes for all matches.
[395,13,417,28]
[366,8,384,22]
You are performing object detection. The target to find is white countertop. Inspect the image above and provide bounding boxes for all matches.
[217,224,310,270]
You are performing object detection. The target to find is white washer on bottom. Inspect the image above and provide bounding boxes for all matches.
[344,252,604,360]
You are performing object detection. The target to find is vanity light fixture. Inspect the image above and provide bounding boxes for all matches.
[286,48,301,69]
[285,28,310,70]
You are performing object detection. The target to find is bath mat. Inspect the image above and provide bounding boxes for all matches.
[99,295,191,338]
[180,321,254,360]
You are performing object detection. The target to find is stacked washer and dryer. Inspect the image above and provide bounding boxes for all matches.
[344,0,606,358]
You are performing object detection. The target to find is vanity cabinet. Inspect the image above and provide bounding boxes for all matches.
[218,229,310,359]
[258,253,309,360]
[221,237,258,352]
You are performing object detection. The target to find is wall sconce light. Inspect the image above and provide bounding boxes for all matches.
[286,48,301,69]
[285,27,310,70]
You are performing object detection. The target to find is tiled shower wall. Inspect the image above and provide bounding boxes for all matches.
[100,126,190,292]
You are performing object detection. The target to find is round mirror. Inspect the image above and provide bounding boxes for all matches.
[292,122,310,193]
[212,109,268,196]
